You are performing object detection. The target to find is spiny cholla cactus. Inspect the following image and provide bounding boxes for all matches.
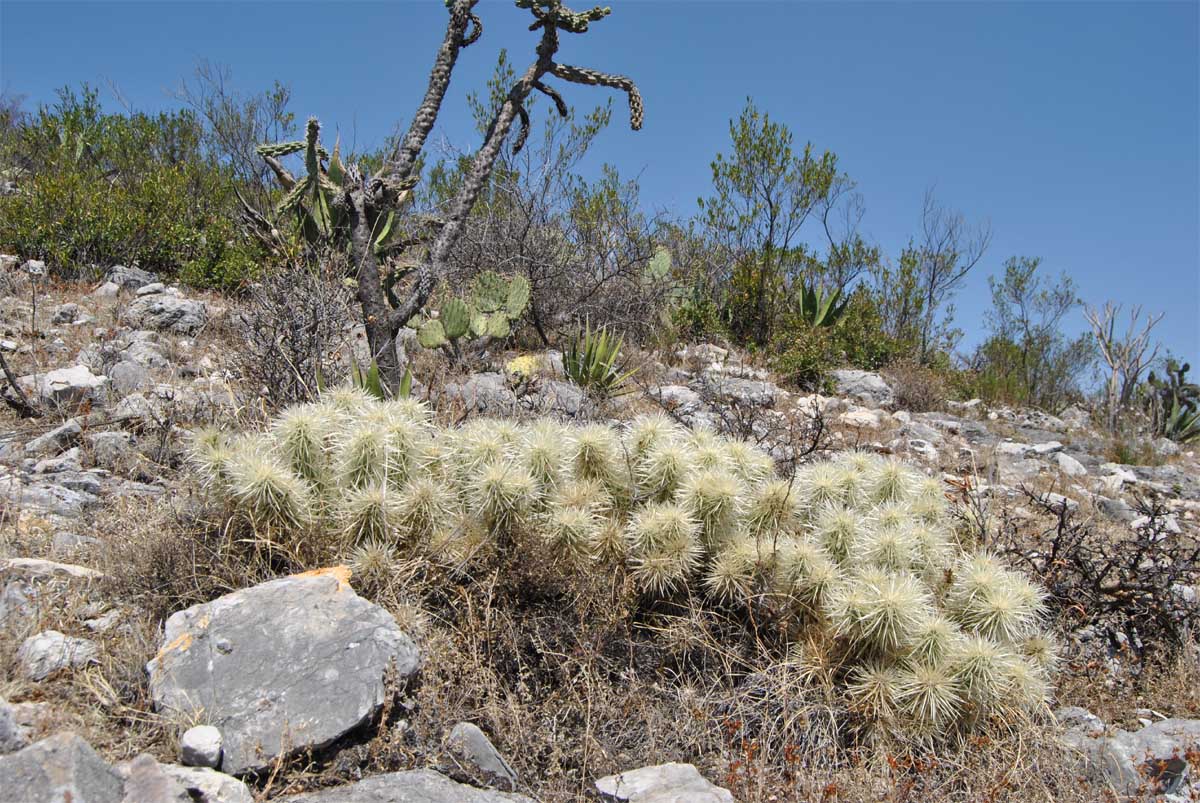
[189,399,1056,741]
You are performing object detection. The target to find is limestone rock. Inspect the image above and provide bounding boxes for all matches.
[51,303,83,325]
[0,558,103,581]
[1062,711,1200,796]
[108,360,151,395]
[17,630,100,681]
[107,264,156,290]
[92,281,120,298]
[1056,452,1088,477]
[0,475,98,518]
[158,765,254,803]
[87,431,137,470]
[0,732,124,803]
[24,419,82,457]
[829,369,894,408]
[19,366,109,409]
[839,408,884,429]
[0,697,30,755]
[595,762,735,803]
[442,722,518,791]
[124,295,207,335]
[180,725,222,769]
[147,567,420,776]
[443,373,518,415]
[282,769,535,802]
[120,754,192,803]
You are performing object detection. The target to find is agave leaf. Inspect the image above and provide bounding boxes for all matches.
[371,211,396,255]
[399,366,413,399]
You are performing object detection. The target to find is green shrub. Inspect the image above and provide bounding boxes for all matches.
[771,288,904,389]
[191,399,1056,742]
[0,85,262,290]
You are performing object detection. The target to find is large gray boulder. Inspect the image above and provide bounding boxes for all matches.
[1061,709,1200,797]
[829,369,895,408]
[0,732,124,803]
[595,762,735,802]
[147,567,420,776]
[283,768,535,802]
[124,295,207,335]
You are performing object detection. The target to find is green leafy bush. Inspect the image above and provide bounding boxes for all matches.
[0,85,262,289]
[771,288,903,389]
[191,398,1056,741]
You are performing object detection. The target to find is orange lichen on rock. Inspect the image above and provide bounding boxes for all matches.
[294,565,353,591]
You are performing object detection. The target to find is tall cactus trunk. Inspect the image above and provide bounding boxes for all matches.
[252,1,642,395]
[349,196,405,388]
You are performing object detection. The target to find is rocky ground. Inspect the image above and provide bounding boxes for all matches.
[1,261,1198,801]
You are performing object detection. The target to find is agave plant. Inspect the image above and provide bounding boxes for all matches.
[794,279,850,328]
[563,319,637,399]
[1147,359,1200,443]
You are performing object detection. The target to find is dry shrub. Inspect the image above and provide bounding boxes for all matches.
[232,257,354,409]
[884,359,948,413]
[995,488,1199,664]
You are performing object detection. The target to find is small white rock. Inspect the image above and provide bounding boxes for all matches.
[91,281,120,298]
[180,725,223,768]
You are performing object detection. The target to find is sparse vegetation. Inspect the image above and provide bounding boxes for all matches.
[0,3,1195,802]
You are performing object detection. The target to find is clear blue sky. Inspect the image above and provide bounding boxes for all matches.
[2,0,1197,363]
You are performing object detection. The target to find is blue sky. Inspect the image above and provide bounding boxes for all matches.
[2,0,1197,363]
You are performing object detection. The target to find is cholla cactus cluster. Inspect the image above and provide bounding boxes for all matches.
[190,390,1055,738]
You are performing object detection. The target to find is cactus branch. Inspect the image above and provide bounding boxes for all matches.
[383,0,481,192]
[533,80,568,118]
[464,12,483,46]
[262,154,297,190]
[512,102,531,155]
[550,63,643,130]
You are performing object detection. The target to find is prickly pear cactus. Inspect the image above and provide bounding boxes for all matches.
[417,319,448,349]
[506,275,531,318]
[473,271,509,314]
[442,299,471,340]
[485,313,512,340]
[408,271,530,353]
